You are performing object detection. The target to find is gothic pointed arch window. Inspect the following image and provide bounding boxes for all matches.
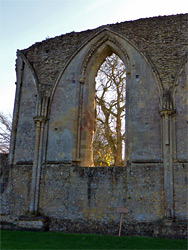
[79,39,129,167]
[93,53,126,166]
[48,31,161,167]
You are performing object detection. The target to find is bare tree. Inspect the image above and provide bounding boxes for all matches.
[0,112,12,153]
[93,53,126,166]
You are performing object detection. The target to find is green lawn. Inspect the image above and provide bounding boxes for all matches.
[0,230,187,250]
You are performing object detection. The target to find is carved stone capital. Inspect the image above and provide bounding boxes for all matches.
[33,116,48,124]
[161,88,174,112]
[159,109,175,117]
[79,75,86,84]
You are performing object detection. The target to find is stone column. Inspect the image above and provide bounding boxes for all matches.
[29,118,41,214]
[160,89,175,219]
[34,117,47,213]
[29,116,47,215]
[76,76,85,163]
[29,93,49,215]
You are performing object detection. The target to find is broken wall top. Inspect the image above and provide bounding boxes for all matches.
[20,14,188,95]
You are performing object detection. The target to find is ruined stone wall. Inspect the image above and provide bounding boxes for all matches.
[0,154,11,224]
[39,166,127,232]
[0,14,187,238]
[174,163,188,219]
[8,14,187,165]
[9,14,188,165]
[5,164,163,230]
[39,164,164,228]
[22,14,187,90]
[0,154,9,196]
[4,162,187,237]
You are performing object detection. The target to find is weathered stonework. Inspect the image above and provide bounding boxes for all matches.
[0,14,187,238]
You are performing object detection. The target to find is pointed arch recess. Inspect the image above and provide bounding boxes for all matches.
[49,28,163,114]
[173,51,188,103]
[81,32,131,76]
[17,50,40,94]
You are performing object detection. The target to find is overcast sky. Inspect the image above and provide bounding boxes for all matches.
[0,0,187,115]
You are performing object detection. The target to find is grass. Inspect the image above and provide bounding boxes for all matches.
[0,230,187,250]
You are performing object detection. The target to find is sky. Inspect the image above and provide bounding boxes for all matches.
[0,0,187,115]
